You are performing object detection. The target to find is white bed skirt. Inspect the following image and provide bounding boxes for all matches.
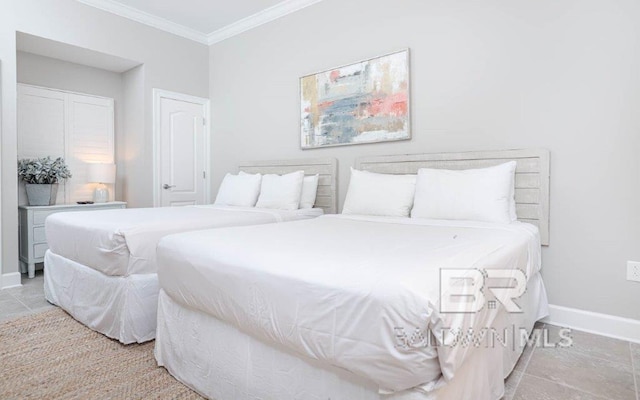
[44,250,158,344]
[155,272,548,400]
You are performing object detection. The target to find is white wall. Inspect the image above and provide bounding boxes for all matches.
[16,51,124,203]
[1,0,209,281]
[209,0,640,320]
[121,65,146,207]
[17,51,123,101]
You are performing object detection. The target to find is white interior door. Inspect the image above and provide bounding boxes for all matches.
[155,90,209,207]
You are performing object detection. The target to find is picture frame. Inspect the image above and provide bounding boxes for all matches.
[300,49,411,149]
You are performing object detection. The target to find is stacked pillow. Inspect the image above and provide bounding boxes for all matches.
[214,171,320,210]
[213,172,262,207]
[299,174,319,209]
[342,161,518,223]
[255,171,305,210]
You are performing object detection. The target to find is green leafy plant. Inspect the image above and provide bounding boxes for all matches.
[18,157,72,184]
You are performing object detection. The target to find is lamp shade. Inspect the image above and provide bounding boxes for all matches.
[87,163,116,184]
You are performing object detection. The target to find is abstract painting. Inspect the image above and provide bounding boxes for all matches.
[300,49,410,149]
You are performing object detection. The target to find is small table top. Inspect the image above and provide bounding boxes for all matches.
[19,201,127,210]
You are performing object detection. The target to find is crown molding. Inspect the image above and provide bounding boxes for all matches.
[206,0,323,45]
[77,0,323,46]
[76,0,209,44]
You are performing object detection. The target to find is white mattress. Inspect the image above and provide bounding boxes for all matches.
[46,205,322,276]
[157,214,542,393]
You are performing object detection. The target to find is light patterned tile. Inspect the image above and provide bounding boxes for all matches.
[514,374,607,400]
[4,280,45,298]
[0,272,48,322]
[0,297,29,313]
[545,324,632,365]
[526,339,636,399]
[0,297,31,323]
[0,290,14,301]
[503,369,523,400]
[16,294,54,312]
[0,310,34,324]
[632,343,640,400]
[632,343,640,368]
[514,342,535,373]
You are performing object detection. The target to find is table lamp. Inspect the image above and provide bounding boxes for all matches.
[87,163,116,203]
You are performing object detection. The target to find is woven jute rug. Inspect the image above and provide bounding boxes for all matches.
[0,307,204,399]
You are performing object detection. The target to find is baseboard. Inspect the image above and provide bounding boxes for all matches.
[1,272,22,289]
[543,304,640,344]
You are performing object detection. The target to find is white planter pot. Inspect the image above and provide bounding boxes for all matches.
[25,183,59,206]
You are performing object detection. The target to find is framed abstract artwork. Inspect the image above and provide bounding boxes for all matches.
[300,49,410,149]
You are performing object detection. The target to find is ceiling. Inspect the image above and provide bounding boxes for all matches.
[77,0,322,45]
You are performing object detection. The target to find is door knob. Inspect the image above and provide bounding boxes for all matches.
[163,184,176,190]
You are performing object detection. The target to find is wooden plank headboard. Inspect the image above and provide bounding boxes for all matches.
[238,158,338,214]
[355,149,550,245]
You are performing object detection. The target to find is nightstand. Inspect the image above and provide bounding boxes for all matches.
[18,201,127,278]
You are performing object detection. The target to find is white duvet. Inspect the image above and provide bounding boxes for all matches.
[157,214,541,393]
[46,205,322,276]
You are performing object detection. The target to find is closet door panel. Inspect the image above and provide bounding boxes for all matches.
[17,85,67,204]
[66,94,115,203]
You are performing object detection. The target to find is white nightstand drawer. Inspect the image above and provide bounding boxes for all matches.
[33,226,46,243]
[33,243,49,259]
[33,210,56,226]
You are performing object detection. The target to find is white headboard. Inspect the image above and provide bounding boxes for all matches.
[355,149,550,245]
[238,158,338,214]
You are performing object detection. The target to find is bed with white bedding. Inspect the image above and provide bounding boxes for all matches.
[44,158,338,344]
[46,205,321,276]
[155,215,548,399]
[154,149,551,400]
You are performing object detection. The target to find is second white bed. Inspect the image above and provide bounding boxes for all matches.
[44,206,322,344]
[44,157,338,344]
[155,215,549,399]
[45,205,321,276]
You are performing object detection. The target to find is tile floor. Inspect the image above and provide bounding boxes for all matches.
[1,272,638,400]
[504,324,639,399]
[0,270,55,323]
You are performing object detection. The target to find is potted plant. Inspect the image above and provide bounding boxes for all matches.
[18,157,72,206]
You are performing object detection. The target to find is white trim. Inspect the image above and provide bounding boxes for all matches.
[206,0,323,44]
[17,83,115,101]
[1,272,22,289]
[152,89,211,208]
[76,0,323,46]
[76,0,209,44]
[543,304,640,344]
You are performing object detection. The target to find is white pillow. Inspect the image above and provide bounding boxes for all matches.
[214,172,262,207]
[299,174,319,209]
[256,171,305,210]
[411,161,517,223]
[342,168,416,217]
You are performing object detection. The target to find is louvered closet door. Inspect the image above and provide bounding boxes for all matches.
[17,85,67,204]
[66,94,114,203]
[17,84,115,204]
